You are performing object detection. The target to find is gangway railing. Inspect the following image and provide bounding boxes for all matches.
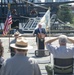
[22,17,41,31]
[23,18,34,30]
[30,17,40,30]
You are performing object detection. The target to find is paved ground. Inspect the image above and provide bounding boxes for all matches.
[1,37,52,75]
[1,36,74,75]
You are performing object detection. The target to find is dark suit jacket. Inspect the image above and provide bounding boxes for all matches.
[33,28,46,42]
[33,28,46,35]
[33,28,46,49]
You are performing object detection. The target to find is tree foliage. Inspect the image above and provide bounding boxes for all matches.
[57,4,73,23]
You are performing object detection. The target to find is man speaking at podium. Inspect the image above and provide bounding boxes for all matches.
[33,24,46,49]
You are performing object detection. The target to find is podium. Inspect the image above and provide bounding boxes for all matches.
[38,38,44,49]
[37,33,45,49]
[35,50,50,57]
[36,33,45,57]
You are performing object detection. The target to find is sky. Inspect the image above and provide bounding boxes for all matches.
[0,0,74,5]
[40,0,74,5]
[70,0,74,5]
[41,0,45,2]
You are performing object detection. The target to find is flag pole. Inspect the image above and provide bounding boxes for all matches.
[3,2,12,52]
[8,3,11,51]
[48,7,51,37]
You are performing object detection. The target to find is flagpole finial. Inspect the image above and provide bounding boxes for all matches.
[8,3,10,10]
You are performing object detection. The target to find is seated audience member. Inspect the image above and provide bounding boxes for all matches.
[45,35,74,75]
[1,37,41,75]
[9,31,21,57]
[0,39,4,74]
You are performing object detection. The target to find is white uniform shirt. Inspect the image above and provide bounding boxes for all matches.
[46,43,74,58]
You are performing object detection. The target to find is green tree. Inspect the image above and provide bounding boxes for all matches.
[57,5,73,23]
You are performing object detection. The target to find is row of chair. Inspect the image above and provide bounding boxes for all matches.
[35,50,74,75]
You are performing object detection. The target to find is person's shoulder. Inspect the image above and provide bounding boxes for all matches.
[5,57,14,63]
[67,45,74,49]
[0,57,4,63]
[34,28,39,32]
[10,39,16,44]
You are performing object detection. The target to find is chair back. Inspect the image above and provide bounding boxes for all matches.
[35,50,50,57]
[54,58,73,74]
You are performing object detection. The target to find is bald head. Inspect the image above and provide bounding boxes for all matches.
[38,24,42,28]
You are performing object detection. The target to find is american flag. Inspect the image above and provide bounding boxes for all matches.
[3,10,12,35]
